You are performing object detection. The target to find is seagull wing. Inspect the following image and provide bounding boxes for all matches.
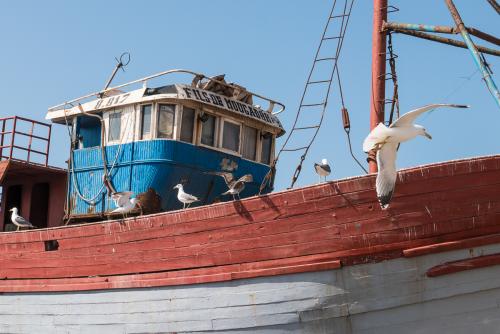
[180,192,199,202]
[206,171,234,186]
[15,215,34,227]
[112,191,133,207]
[391,104,469,127]
[236,174,253,184]
[376,143,398,209]
[363,122,390,152]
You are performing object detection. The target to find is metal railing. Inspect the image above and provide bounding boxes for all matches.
[48,69,286,115]
[0,116,52,166]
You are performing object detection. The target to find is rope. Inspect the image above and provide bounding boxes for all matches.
[336,68,368,174]
[68,108,132,204]
[387,32,400,124]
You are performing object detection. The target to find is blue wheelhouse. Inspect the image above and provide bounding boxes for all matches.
[46,70,285,221]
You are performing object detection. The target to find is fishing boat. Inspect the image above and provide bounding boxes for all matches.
[0,1,499,333]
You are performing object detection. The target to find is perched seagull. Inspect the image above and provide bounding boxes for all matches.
[363,103,469,209]
[111,191,141,217]
[314,158,331,183]
[173,184,199,209]
[207,172,253,200]
[9,207,35,231]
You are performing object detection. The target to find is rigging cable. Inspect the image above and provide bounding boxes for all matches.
[387,32,400,125]
[336,67,368,174]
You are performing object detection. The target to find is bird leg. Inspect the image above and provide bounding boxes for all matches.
[16,226,19,231]
[183,203,186,209]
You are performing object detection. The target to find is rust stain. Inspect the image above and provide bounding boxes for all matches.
[136,188,162,215]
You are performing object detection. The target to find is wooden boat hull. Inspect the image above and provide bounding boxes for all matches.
[1,154,500,332]
[3,242,500,333]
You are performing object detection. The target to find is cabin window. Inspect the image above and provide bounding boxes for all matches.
[180,107,195,143]
[157,104,175,139]
[140,105,152,139]
[260,134,273,165]
[242,126,257,160]
[108,112,121,142]
[76,116,101,148]
[200,113,216,147]
[221,120,240,153]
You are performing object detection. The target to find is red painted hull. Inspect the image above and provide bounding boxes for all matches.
[1,155,500,292]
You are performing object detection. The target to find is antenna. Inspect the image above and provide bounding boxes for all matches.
[99,52,131,98]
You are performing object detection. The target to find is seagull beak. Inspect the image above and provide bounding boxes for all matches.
[424,131,432,140]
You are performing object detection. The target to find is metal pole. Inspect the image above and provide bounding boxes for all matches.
[0,119,5,160]
[46,124,51,166]
[445,0,500,109]
[387,28,500,58]
[383,21,500,46]
[486,0,500,14]
[9,117,17,161]
[369,0,387,173]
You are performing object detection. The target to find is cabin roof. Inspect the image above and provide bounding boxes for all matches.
[46,84,285,135]
[0,160,66,186]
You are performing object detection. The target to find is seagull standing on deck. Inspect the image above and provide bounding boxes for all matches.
[173,184,199,209]
[207,172,253,200]
[111,191,141,217]
[314,159,331,183]
[363,103,469,209]
[9,207,35,231]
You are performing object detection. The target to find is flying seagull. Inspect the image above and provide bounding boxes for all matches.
[207,172,253,200]
[111,191,142,217]
[9,207,35,231]
[314,158,331,183]
[363,103,469,209]
[173,184,199,209]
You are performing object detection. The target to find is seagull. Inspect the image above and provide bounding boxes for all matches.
[363,103,469,209]
[9,207,35,231]
[314,158,331,183]
[111,191,142,217]
[173,184,199,209]
[207,172,253,200]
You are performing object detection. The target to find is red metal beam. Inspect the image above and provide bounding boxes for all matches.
[369,0,388,173]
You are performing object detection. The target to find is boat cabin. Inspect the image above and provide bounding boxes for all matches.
[0,116,66,231]
[46,70,285,221]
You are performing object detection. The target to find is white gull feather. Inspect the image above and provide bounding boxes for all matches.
[9,207,35,231]
[363,103,469,209]
[173,184,199,208]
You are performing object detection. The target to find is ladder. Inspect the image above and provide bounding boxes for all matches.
[277,0,355,188]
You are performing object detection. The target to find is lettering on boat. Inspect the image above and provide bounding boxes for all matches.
[178,85,282,128]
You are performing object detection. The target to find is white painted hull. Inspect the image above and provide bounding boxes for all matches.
[2,242,500,333]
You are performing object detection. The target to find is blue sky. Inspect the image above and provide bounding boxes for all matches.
[0,1,498,190]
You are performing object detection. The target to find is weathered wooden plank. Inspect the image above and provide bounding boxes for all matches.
[403,233,500,258]
[426,252,500,277]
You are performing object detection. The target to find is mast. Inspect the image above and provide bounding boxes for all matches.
[369,0,388,173]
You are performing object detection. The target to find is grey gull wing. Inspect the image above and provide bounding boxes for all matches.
[14,216,34,227]
[376,142,398,209]
[112,191,133,207]
[314,163,331,174]
[207,171,235,186]
[391,104,469,127]
[236,174,253,183]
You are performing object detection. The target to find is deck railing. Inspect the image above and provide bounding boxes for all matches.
[0,116,52,166]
